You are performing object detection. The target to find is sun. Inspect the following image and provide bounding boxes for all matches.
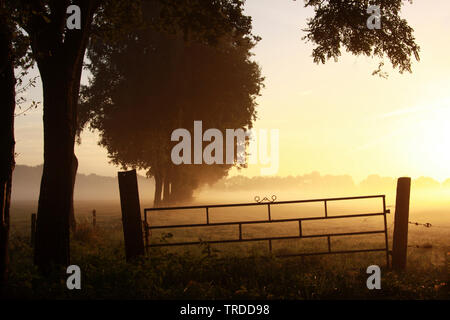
[401,98,450,181]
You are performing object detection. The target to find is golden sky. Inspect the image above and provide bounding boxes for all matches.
[14,0,450,183]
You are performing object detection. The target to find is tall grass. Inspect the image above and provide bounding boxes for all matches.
[2,220,448,300]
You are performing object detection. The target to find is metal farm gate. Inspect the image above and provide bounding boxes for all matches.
[143,195,392,267]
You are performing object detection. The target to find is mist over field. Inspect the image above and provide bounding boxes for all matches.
[10,165,450,229]
[10,165,449,283]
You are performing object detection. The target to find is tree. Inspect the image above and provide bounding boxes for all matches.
[0,1,15,287]
[79,7,263,206]
[9,0,104,273]
[0,0,34,287]
[6,0,256,272]
[303,0,420,77]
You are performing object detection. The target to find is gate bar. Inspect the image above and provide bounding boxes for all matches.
[147,212,387,230]
[147,230,386,247]
[145,195,386,212]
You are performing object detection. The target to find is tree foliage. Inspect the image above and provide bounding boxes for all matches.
[303,0,420,76]
[80,3,264,204]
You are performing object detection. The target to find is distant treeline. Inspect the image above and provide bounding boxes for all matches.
[11,165,155,201]
[12,165,450,202]
[201,172,450,196]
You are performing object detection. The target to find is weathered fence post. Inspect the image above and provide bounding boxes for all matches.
[118,170,145,262]
[31,213,36,247]
[392,177,411,271]
[92,209,96,229]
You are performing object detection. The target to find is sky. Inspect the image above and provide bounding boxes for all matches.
[14,0,450,183]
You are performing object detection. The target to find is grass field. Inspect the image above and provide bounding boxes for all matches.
[4,198,449,299]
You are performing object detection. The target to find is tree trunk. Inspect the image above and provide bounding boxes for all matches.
[163,171,170,205]
[170,174,180,205]
[69,154,78,233]
[0,13,15,288]
[34,61,79,272]
[25,0,98,274]
[153,172,162,207]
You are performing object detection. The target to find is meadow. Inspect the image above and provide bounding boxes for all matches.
[3,198,449,299]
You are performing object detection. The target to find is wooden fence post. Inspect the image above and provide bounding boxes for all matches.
[31,213,36,247]
[118,170,145,262]
[392,177,411,271]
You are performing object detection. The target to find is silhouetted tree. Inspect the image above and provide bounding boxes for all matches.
[303,0,420,76]
[4,0,254,273]
[0,1,15,288]
[9,0,106,273]
[0,0,34,287]
[79,10,263,205]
